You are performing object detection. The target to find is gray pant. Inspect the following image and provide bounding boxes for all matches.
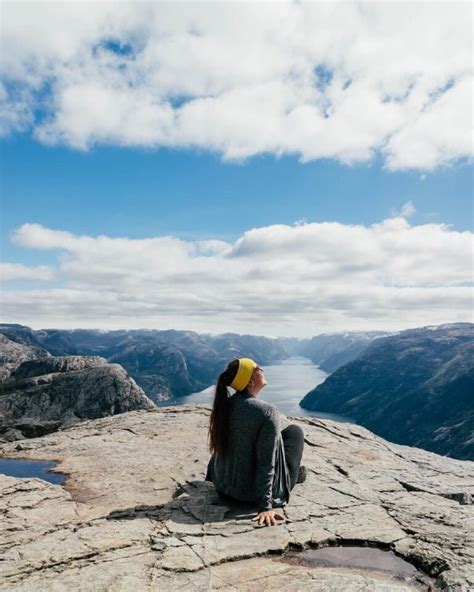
[281,424,305,490]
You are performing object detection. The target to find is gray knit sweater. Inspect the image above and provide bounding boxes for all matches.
[207,390,290,511]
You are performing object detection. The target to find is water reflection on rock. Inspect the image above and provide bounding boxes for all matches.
[0,458,65,485]
[283,545,433,589]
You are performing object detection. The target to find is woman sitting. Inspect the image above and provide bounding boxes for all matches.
[205,358,305,527]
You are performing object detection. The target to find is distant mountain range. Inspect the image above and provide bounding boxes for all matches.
[0,324,396,402]
[282,331,391,373]
[1,323,472,461]
[0,324,389,402]
[300,323,474,461]
[0,325,289,402]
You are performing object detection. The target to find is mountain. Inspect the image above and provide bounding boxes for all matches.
[0,324,391,400]
[292,331,391,373]
[300,323,474,460]
[0,355,155,441]
[0,325,288,402]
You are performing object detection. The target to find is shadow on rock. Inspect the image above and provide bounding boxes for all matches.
[105,479,259,525]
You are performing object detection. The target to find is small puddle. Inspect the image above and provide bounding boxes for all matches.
[283,546,432,588]
[0,458,65,485]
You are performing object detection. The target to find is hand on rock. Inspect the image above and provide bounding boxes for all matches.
[251,509,285,527]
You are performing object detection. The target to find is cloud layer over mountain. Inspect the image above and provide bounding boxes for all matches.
[1,2,472,170]
[2,216,472,335]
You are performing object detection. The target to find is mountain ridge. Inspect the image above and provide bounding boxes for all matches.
[300,323,474,460]
[0,323,388,400]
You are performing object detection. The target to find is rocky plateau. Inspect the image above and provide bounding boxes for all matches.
[1,406,473,591]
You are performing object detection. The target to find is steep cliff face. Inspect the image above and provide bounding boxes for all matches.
[0,406,472,591]
[109,343,204,400]
[0,356,155,440]
[300,323,474,460]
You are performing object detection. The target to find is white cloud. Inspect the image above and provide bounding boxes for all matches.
[1,2,472,169]
[0,262,55,282]
[3,219,473,336]
[391,200,416,219]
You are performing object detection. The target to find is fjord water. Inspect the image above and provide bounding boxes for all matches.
[162,356,354,423]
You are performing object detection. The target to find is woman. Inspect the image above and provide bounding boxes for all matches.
[206,358,305,527]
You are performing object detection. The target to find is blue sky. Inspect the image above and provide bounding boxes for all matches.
[0,2,472,336]
[2,137,471,264]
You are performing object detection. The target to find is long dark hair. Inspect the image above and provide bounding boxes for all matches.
[208,359,239,458]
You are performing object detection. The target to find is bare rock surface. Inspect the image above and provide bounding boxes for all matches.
[0,406,473,591]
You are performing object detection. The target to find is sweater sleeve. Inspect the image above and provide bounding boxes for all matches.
[255,406,280,512]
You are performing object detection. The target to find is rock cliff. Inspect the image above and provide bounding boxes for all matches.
[1,406,472,591]
[0,334,50,381]
[301,323,474,460]
[0,355,155,441]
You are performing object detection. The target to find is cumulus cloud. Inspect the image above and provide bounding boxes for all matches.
[1,2,472,169]
[2,219,472,335]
